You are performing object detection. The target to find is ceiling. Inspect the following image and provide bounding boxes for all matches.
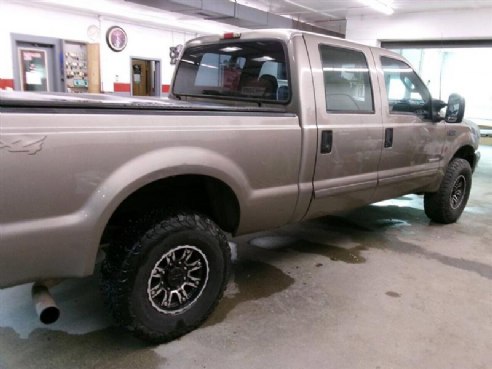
[239,0,492,33]
[28,0,492,36]
[123,0,492,35]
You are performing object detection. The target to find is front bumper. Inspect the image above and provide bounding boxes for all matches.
[473,150,481,172]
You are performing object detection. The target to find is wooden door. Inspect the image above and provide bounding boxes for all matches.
[132,59,150,96]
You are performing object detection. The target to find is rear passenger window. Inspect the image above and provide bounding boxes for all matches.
[319,45,374,113]
[381,56,431,117]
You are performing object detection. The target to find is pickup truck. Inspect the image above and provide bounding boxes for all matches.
[0,29,480,343]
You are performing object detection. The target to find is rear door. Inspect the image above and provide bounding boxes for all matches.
[371,49,446,201]
[303,35,383,219]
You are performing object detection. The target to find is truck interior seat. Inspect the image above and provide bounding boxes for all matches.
[258,74,278,100]
[325,74,360,111]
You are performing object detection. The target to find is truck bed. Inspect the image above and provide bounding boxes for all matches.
[0,91,287,114]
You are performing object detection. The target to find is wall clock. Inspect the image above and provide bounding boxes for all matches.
[106,26,127,52]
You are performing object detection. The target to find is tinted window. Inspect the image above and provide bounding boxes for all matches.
[173,41,289,102]
[320,45,374,113]
[381,56,431,117]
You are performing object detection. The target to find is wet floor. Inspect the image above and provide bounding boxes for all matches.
[1,145,491,369]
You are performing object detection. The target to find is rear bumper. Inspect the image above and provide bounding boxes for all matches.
[0,213,97,289]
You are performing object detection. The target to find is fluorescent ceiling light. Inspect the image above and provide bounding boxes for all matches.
[284,0,339,19]
[323,67,369,72]
[220,47,242,52]
[359,0,394,15]
[383,68,413,73]
[253,56,274,62]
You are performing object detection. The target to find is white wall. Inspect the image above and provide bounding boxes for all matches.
[97,18,197,92]
[0,2,224,92]
[0,3,95,79]
[346,8,492,46]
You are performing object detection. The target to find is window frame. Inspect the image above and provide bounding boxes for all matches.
[318,44,375,115]
[380,55,432,119]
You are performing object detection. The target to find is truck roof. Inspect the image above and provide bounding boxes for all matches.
[186,28,392,56]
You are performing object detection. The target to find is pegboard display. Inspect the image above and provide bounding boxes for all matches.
[63,41,88,93]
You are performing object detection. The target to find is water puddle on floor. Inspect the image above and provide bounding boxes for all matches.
[205,260,295,326]
[248,235,298,250]
[286,241,367,264]
[248,231,368,264]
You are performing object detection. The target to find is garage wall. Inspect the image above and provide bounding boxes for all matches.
[346,8,492,46]
[0,2,198,93]
[97,18,196,94]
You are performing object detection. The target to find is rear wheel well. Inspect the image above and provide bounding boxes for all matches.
[101,175,240,244]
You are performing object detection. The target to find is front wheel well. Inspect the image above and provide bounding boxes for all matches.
[452,145,476,170]
[101,175,240,244]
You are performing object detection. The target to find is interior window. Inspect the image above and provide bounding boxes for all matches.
[319,45,374,113]
[173,41,289,103]
[381,56,431,118]
[195,54,245,87]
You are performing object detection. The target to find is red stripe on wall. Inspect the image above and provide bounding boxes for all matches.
[162,84,170,93]
[113,82,131,92]
[0,79,14,89]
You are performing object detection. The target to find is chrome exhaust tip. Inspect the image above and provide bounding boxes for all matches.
[32,283,60,324]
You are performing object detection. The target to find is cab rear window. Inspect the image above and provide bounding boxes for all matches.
[173,41,289,103]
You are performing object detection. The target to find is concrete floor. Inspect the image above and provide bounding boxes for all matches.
[1,144,491,369]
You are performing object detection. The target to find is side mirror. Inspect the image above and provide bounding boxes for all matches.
[431,98,447,122]
[445,93,465,123]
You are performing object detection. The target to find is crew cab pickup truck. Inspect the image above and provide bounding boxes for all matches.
[0,29,480,343]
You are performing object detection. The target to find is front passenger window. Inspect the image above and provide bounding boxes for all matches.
[381,56,431,118]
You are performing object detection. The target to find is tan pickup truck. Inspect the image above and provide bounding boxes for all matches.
[0,29,480,343]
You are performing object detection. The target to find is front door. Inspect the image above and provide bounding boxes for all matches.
[303,35,384,219]
[371,50,446,201]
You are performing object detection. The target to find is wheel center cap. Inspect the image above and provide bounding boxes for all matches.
[167,267,186,288]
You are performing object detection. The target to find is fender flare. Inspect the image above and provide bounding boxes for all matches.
[79,146,250,275]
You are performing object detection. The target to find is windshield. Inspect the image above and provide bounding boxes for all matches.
[173,40,290,103]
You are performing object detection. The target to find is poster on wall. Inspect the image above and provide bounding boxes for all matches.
[18,48,49,92]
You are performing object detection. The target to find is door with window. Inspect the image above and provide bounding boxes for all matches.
[17,44,55,92]
[372,50,446,201]
[303,36,384,218]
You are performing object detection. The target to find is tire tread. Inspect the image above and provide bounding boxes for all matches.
[424,158,471,224]
[101,212,231,343]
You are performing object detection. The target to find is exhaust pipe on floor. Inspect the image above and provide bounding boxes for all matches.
[32,283,60,324]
